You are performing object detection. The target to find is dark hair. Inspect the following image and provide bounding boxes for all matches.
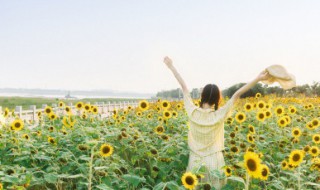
[200,84,221,110]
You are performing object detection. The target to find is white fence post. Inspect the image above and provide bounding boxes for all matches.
[15,106,22,118]
[30,105,36,121]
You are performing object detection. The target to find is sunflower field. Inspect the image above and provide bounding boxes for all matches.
[0,94,319,190]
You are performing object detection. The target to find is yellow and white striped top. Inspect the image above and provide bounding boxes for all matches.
[183,91,235,157]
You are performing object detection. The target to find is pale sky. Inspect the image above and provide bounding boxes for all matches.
[1,0,320,94]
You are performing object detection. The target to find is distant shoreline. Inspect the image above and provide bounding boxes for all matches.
[0,93,151,99]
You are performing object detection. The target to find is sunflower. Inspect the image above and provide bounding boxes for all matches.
[138,100,149,111]
[11,119,24,131]
[76,102,84,110]
[172,111,178,118]
[303,145,311,153]
[277,117,287,127]
[291,127,301,138]
[224,166,232,177]
[259,164,269,181]
[312,134,320,144]
[155,126,165,134]
[244,151,262,178]
[247,134,255,144]
[265,110,272,118]
[230,146,239,154]
[22,134,29,140]
[163,111,172,119]
[255,93,261,98]
[235,112,246,123]
[256,111,266,122]
[44,106,53,115]
[176,103,182,110]
[181,172,198,190]
[4,108,10,118]
[49,113,57,120]
[306,122,315,130]
[311,118,319,128]
[48,137,56,145]
[92,106,98,114]
[248,125,255,134]
[288,106,297,114]
[309,146,319,157]
[58,101,65,108]
[161,100,171,110]
[65,106,72,114]
[81,104,89,112]
[100,144,114,157]
[136,111,142,117]
[289,150,304,167]
[281,160,288,170]
[275,106,284,116]
[257,101,266,110]
[244,103,253,112]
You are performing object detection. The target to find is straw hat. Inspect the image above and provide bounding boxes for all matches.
[261,65,296,90]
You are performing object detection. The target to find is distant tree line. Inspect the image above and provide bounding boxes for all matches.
[156,82,320,99]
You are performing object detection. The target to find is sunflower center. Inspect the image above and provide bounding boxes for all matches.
[313,120,318,126]
[103,146,110,154]
[15,123,21,128]
[312,149,317,154]
[262,168,268,177]
[141,102,147,108]
[277,109,282,114]
[46,109,51,113]
[280,120,285,124]
[163,102,168,107]
[165,112,169,117]
[238,115,244,120]
[226,168,231,173]
[259,114,264,119]
[50,139,55,144]
[293,154,300,162]
[282,162,287,167]
[185,176,194,185]
[315,136,320,141]
[247,159,257,171]
[294,130,299,135]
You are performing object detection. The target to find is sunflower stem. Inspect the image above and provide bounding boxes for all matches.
[88,145,96,190]
[245,172,250,190]
[298,166,301,190]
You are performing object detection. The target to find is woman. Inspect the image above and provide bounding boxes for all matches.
[163,56,270,189]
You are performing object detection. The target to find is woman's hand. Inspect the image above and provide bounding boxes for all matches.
[257,70,271,81]
[163,56,173,69]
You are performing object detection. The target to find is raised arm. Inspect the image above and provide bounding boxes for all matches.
[232,70,271,101]
[163,56,189,93]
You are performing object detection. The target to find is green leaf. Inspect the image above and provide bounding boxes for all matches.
[122,174,146,187]
[166,181,180,190]
[95,184,113,190]
[58,174,85,179]
[304,182,320,188]
[3,175,20,183]
[227,176,245,186]
[44,173,58,184]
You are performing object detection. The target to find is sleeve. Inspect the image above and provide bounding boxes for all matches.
[217,96,236,120]
[183,90,197,117]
